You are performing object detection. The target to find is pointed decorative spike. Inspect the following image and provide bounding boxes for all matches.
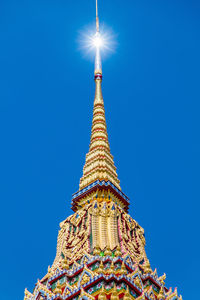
[96,0,99,32]
[158,273,166,285]
[54,281,62,295]
[110,283,119,300]
[99,285,107,300]
[124,287,131,300]
[78,4,121,192]
[93,246,101,256]
[143,259,152,274]
[115,244,122,257]
[104,246,112,256]
[110,260,115,271]
[157,286,165,300]
[134,276,142,288]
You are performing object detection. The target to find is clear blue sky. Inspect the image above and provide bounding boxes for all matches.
[0,1,199,299]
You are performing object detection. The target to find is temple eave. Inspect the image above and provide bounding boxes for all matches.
[72,179,129,212]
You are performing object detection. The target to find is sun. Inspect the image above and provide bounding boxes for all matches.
[92,33,104,48]
[78,24,117,58]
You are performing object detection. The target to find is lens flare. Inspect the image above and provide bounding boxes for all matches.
[78,24,117,59]
[93,34,103,48]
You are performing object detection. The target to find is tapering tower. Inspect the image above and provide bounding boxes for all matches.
[24,2,182,300]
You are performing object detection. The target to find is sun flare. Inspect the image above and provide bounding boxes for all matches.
[78,26,117,58]
[92,33,104,48]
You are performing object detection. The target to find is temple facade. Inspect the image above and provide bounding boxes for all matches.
[24,8,182,300]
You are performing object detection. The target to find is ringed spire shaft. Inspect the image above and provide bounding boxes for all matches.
[79,0,120,191]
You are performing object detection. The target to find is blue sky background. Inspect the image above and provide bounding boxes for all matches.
[0,0,200,299]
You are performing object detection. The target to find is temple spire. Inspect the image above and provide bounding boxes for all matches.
[96,0,99,33]
[79,1,120,191]
[94,0,102,76]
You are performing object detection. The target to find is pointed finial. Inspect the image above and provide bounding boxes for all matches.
[97,260,104,273]
[111,284,119,300]
[62,256,69,270]
[93,245,101,256]
[157,286,165,300]
[158,273,166,285]
[94,38,102,77]
[134,276,142,288]
[115,244,122,257]
[99,285,107,300]
[94,0,102,77]
[124,287,131,300]
[54,281,62,295]
[104,246,112,256]
[143,259,152,274]
[96,0,99,32]
[110,260,115,271]
[78,0,121,192]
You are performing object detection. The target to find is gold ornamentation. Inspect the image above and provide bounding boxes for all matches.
[80,273,91,285]
[93,246,101,255]
[79,76,121,191]
[79,287,95,300]
[97,260,104,274]
[110,284,119,300]
[110,261,115,272]
[99,286,107,300]
[143,259,152,274]
[152,268,158,278]
[106,260,115,274]
[23,17,181,300]
[123,287,131,300]
[134,276,142,289]
[47,265,53,276]
[54,281,62,295]
[157,286,165,300]
[104,246,112,256]
[62,257,69,270]
[158,273,166,285]
[115,245,122,257]
[24,288,32,300]
[119,261,127,275]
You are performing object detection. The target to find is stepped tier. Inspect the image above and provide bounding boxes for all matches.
[79,77,121,192]
[51,201,146,269]
[24,201,181,300]
[25,259,180,300]
[24,201,182,300]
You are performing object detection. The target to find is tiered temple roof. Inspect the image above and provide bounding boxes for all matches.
[24,2,182,300]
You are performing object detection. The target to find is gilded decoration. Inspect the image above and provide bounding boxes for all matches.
[24,5,182,299]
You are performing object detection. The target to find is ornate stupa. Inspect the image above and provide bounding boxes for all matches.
[24,2,182,300]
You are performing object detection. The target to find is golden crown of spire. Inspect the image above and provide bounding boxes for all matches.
[79,2,120,191]
[79,76,120,190]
